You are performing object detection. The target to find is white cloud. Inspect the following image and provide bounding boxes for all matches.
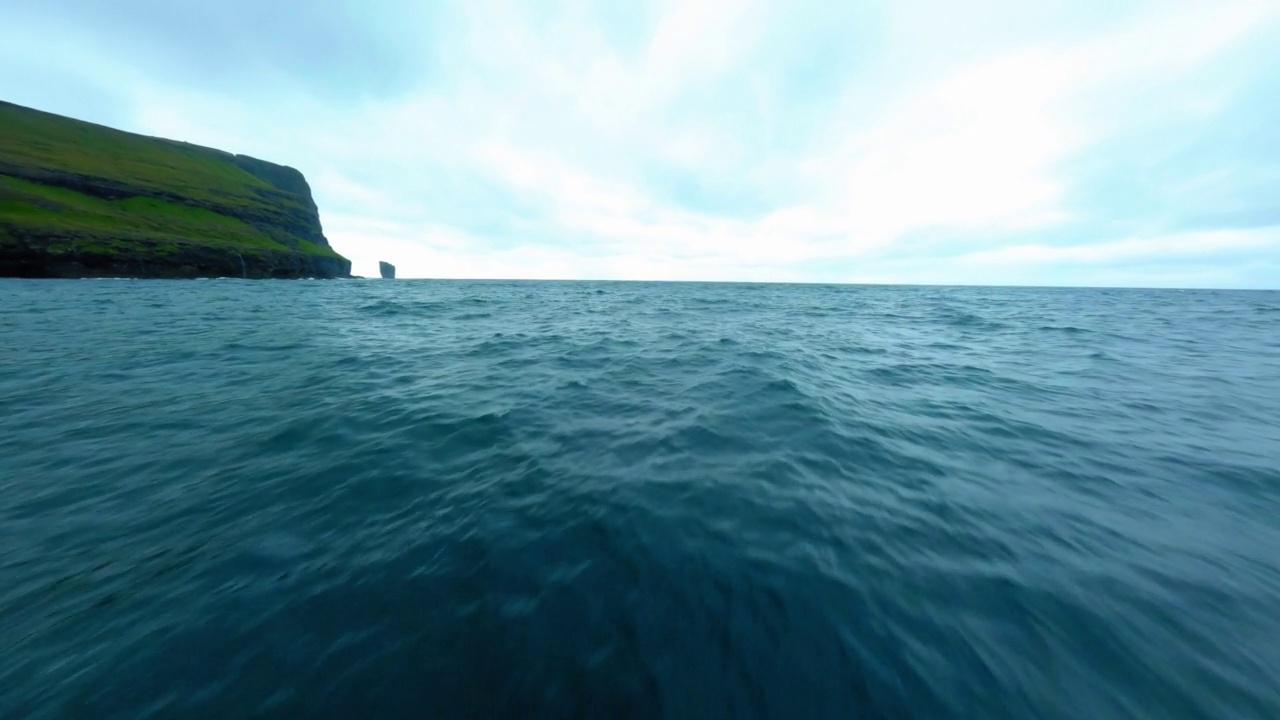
[5,0,1278,286]
[958,227,1280,267]
[314,0,1280,285]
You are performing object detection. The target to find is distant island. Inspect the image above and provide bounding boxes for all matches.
[0,101,351,279]
[380,261,396,279]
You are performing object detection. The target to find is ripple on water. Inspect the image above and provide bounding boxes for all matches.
[0,280,1278,719]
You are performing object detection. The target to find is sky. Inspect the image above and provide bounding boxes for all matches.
[2,0,1278,286]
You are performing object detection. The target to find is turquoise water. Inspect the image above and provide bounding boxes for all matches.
[2,279,1278,718]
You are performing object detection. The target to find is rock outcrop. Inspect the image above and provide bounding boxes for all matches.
[0,101,352,279]
[379,261,396,279]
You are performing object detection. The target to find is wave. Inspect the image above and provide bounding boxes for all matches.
[2,280,1278,718]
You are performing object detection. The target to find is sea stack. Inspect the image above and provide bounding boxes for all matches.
[379,261,396,279]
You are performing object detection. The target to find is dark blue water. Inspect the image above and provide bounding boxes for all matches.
[2,280,1279,719]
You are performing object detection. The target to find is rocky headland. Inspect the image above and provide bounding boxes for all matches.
[0,101,351,279]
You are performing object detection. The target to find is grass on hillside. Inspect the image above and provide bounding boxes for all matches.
[0,102,303,216]
[0,102,346,263]
[0,176,342,258]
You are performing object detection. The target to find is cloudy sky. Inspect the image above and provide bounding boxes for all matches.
[3,0,1278,286]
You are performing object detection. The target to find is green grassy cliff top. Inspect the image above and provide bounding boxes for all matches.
[0,101,350,278]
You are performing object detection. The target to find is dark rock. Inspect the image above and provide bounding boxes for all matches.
[0,235,350,279]
[379,261,396,279]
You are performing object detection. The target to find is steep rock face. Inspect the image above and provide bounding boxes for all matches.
[379,261,396,279]
[0,101,351,279]
[227,154,329,247]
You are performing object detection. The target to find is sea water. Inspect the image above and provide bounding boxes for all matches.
[1,279,1278,718]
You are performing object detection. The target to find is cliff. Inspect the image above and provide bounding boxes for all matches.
[379,261,396,279]
[0,101,351,278]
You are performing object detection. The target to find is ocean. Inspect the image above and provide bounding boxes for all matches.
[1,279,1278,719]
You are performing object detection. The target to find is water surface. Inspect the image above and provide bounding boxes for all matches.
[2,280,1278,718]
